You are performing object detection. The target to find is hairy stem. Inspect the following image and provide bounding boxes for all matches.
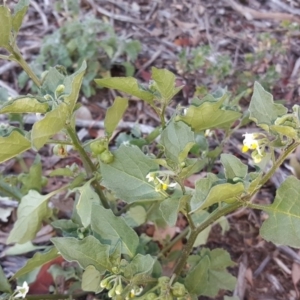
[11,47,41,88]
[66,125,110,209]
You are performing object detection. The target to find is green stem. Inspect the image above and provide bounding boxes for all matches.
[11,47,41,88]
[158,227,190,258]
[172,141,299,279]
[47,140,73,145]
[173,201,242,279]
[0,181,22,201]
[260,141,300,187]
[0,54,11,61]
[65,125,110,209]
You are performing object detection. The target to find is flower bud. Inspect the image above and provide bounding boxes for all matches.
[115,284,123,295]
[55,84,65,95]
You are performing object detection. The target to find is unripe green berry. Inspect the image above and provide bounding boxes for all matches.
[90,140,107,155]
[99,150,114,164]
[171,282,186,297]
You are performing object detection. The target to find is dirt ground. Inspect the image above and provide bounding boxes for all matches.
[1,0,300,299]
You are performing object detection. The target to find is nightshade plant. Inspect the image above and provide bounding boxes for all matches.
[1,2,300,300]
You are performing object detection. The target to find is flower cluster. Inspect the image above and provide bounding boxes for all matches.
[242,133,268,163]
[146,172,177,192]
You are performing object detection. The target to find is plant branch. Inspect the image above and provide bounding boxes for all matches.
[260,141,300,187]
[172,201,243,279]
[65,124,110,209]
[11,47,41,88]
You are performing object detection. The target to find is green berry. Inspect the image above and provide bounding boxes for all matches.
[171,282,186,297]
[145,293,157,300]
[90,140,107,155]
[99,150,114,164]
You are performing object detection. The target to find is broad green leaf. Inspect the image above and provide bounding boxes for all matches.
[200,248,236,297]
[176,97,241,132]
[124,254,155,279]
[5,241,45,256]
[160,197,180,226]
[12,247,59,279]
[260,176,300,247]
[0,6,12,50]
[7,190,55,244]
[41,67,65,97]
[105,97,128,137]
[0,97,49,114]
[124,206,147,227]
[185,255,210,295]
[0,131,31,163]
[95,77,154,104]
[101,145,164,203]
[18,155,43,193]
[63,61,86,114]
[221,154,248,180]
[185,248,236,297]
[12,0,30,32]
[249,82,287,129]
[82,265,103,293]
[49,167,73,177]
[160,120,195,165]
[51,236,111,273]
[31,103,69,150]
[190,174,218,212]
[51,219,80,237]
[191,180,244,212]
[179,158,207,179]
[270,124,298,139]
[0,264,11,293]
[91,204,139,257]
[151,67,182,102]
[74,181,100,228]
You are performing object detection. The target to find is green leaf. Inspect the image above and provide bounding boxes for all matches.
[220,154,248,180]
[124,254,155,279]
[12,0,30,33]
[124,206,147,227]
[49,167,73,177]
[31,103,69,150]
[51,219,80,237]
[0,6,12,50]
[101,145,163,203]
[41,67,65,97]
[105,97,128,137]
[0,96,49,114]
[160,120,195,165]
[249,82,287,129]
[91,204,139,257]
[18,155,43,193]
[185,248,236,297]
[0,131,31,163]
[176,97,241,132]
[12,247,59,279]
[0,264,11,293]
[191,177,244,212]
[7,190,54,244]
[185,255,210,295]
[95,77,154,104]
[51,236,111,273]
[74,181,100,228]
[63,61,86,114]
[260,176,300,247]
[160,197,180,226]
[151,67,182,102]
[190,174,218,212]
[82,265,103,293]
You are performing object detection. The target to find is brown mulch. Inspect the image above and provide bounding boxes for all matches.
[1,0,300,299]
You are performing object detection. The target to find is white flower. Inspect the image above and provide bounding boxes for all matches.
[146,172,156,182]
[156,177,177,191]
[15,282,29,299]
